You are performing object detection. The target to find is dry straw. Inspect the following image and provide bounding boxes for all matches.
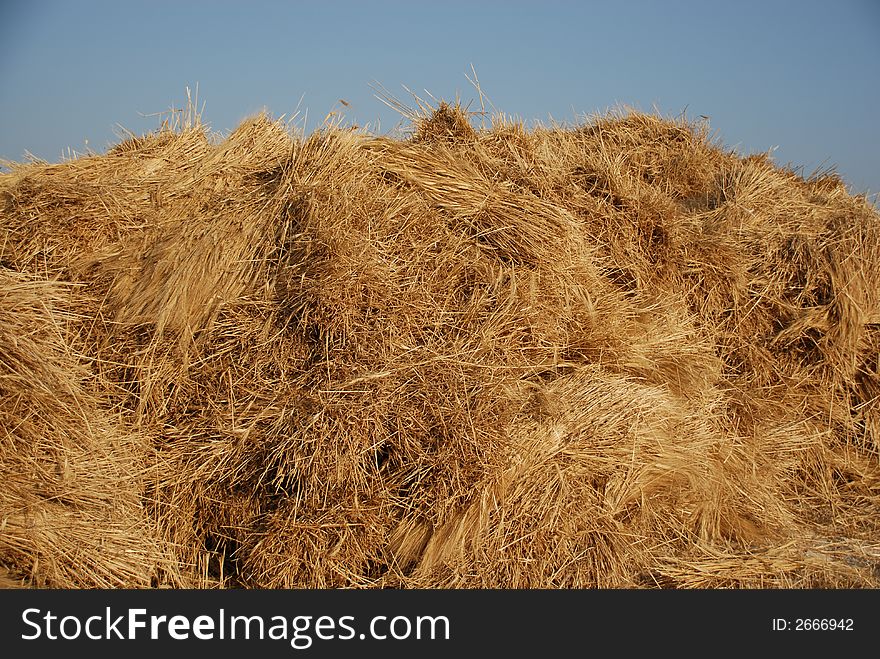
[1,96,878,588]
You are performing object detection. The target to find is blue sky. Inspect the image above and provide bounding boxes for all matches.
[1,0,878,197]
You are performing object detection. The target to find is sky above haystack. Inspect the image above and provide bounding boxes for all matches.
[1,0,878,197]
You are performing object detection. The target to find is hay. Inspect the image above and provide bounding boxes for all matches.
[1,98,878,588]
[0,270,171,587]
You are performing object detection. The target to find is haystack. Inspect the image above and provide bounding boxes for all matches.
[1,98,878,588]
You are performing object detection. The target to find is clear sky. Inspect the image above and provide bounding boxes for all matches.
[1,0,878,198]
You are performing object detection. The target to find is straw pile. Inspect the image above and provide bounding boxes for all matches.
[1,99,878,588]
